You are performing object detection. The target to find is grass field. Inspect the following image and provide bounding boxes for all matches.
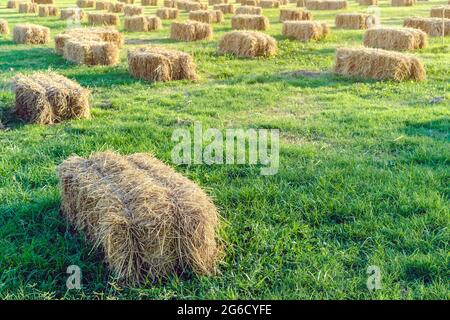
[0,0,449,300]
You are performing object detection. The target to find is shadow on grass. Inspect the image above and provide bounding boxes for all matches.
[0,47,67,72]
[403,117,450,141]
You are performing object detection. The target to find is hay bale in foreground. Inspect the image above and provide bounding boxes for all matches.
[77,0,95,8]
[259,0,279,8]
[404,17,450,37]
[38,5,59,17]
[430,6,450,19]
[170,20,212,41]
[88,13,120,26]
[18,2,37,13]
[282,21,329,41]
[96,1,113,10]
[142,0,158,5]
[334,47,425,81]
[124,4,144,15]
[236,5,262,15]
[13,24,49,44]
[213,4,235,14]
[156,7,179,19]
[108,2,124,12]
[279,8,312,22]
[358,0,378,5]
[7,0,19,9]
[12,72,90,124]
[218,30,277,58]
[128,46,197,81]
[63,38,119,65]
[335,13,378,29]
[363,27,427,51]
[61,8,85,21]
[391,0,414,6]
[306,0,347,10]
[57,151,220,284]
[124,15,162,31]
[0,19,9,35]
[231,14,269,31]
[189,10,224,23]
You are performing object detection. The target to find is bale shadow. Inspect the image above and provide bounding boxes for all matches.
[403,117,450,141]
[0,47,67,72]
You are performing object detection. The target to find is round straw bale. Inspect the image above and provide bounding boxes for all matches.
[404,17,450,37]
[57,151,221,284]
[88,12,120,26]
[358,0,378,5]
[334,47,426,81]
[156,7,179,19]
[430,6,450,19]
[236,5,262,15]
[259,0,279,8]
[279,8,312,22]
[18,2,37,13]
[218,30,277,58]
[170,20,213,41]
[60,8,85,21]
[124,4,144,15]
[0,19,9,35]
[77,0,96,8]
[38,5,59,17]
[306,0,347,10]
[128,46,197,81]
[109,2,125,12]
[63,38,119,65]
[142,0,158,5]
[391,0,414,6]
[363,27,427,51]
[335,13,378,29]
[12,72,90,124]
[189,9,224,23]
[213,4,235,14]
[96,1,113,10]
[231,14,269,31]
[124,15,162,31]
[282,20,329,41]
[13,23,50,44]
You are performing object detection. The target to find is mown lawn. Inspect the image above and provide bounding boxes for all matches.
[0,0,449,299]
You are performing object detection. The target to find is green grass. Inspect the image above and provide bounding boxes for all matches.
[0,0,449,300]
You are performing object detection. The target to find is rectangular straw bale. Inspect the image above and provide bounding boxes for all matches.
[164,0,176,7]
[231,14,269,30]
[57,151,220,284]
[32,0,54,3]
[404,17,450,37]
[88,13,120,26]
[119,0,135,3]
[7,0,20,8]
[279,8,312,22]
[296,0,306,6]
[12,72,90,124]
[63,38,119,65]
[391,0,414,6]
[77,0,96,8]
[189,10,224,23]
[0,19,9,35]
[259,0,279,8]
[13,23,50,44]
[60,8,85,20]
[236,5,262,15]
[213,4,235,14]
[242,0,260,5]
[124,4,144,15]
[177,1,207,11]
[282,20,329,41]
[109,2,125,12]
[124,15,162,31]
[358,0,378,5]
[19,2,37,13]
[55,27,123,54]
[208,0,227,4]
[335,13,378,29]
[142,0,158,4]
[170,20,213,41]
[96,1,113,10]
[128,46,197,81]
[218,30,277,57]
[306,0,347,10]
[363,27,427,51]
[38,5,59,16]
[430,6,450,19]
[334,47,425,81]
[156,7,179,19]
